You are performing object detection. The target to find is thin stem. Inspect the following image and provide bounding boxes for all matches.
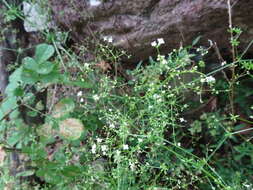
[227,0,236,116]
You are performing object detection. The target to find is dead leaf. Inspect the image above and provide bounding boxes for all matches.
[95,61,111,72]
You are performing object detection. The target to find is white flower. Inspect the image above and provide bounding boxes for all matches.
[151,38,165,47]
[179,118,186,123]
[107,36,113,43]
[83,63,90,69]
[153,94,160,99]
[80,98,84,103]
[151,41,157,47]
[123,144,129,150]
[206,76,216,83]
[77,91,82,97]
[129,162,136,171]
[138,138,143,143]
[109,123,115,129]
[93,94,100,101]
[91,144,96,154]
[177,142,181,147]
[221,61,226,66]
[101,146,106,151]
[201,76,216,83]
[101,145,108,152]
[97,138,102,143]
[157,38,165,45]
[103,36,113,43]
[200,78,206,83]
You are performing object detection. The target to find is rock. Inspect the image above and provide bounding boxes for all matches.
[49,0,253,63]
[23,1,54,32]
[89,0,102,7]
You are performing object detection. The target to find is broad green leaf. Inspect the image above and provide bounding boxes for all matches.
[36,61,55,74]
[9,109,20,119]
[7,131,23,146]
[5,67,22,96]
[0,97,17,116]
[40,70,60,83]
[35,43,55,64]
[23,57,38,71]
[21,68,39,84]
[52,98,75,118]
[8,67,22,83]
[59,118,84,140]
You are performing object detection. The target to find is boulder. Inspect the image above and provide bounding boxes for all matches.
[49,0,253,63]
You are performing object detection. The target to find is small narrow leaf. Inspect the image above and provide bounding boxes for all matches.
[16,170,35,177]
[192,36,202,46]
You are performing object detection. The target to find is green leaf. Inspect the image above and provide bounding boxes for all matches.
[40,71,60,83]
[21,68,39,84]
[7,131,23,146]
[192,36,202,46]
[16,170,35,177]
[1,97,17,116]
[0,110,4,121]
[13,87,24,97]
[52,98,75,118]
[61,165,81,177]
[9,109,20,119]
[27,111,38,117]
[35,44,55,64]
[5,67,22,96]
[23,57,38,71]
[36,61,55,74]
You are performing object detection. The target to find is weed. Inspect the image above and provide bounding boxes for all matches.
[0,0,253,190]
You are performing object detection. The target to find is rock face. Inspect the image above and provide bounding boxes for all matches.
[50,0,253,62]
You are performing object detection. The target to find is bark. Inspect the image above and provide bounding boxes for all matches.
[49,0,253,63]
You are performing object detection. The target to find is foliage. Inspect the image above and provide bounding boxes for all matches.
[0,1,253,190]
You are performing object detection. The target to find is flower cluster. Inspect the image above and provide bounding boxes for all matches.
[200,76,216,83]
[151,38,165,47]
[103,36,113,43]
